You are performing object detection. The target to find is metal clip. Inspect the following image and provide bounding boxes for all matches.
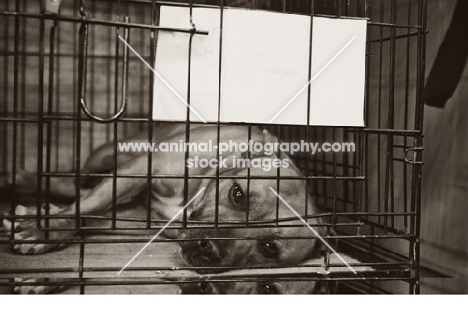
[78,17,130,123]
[189,14,197,34]
[403,147,424,165]
[44,0,62,14]
[79,0,86,17]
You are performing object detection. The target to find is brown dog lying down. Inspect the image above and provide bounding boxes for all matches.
[4,124,332,293]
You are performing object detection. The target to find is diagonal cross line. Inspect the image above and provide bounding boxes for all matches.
[117,187,206,275]
[118,35,207,123]
[268,36,357,123]
[268,187,357,274]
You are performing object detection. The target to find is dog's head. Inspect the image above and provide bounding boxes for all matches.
[179,131,325,272]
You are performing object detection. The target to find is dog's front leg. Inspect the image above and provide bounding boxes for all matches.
[11,153,157,254]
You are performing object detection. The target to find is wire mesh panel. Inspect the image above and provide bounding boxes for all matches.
[0,0,427,294]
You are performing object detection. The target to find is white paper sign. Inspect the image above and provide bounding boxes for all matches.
[153,6,366,126]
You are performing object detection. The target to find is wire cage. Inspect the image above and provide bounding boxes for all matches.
[0,0,427,294]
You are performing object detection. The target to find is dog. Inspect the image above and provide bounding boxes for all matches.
[4,123,327,293]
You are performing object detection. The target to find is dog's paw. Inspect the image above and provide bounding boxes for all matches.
[9,204,69,254]
[13,278,59,294]
[1,211,17,236]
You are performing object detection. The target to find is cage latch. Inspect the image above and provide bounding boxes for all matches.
[78,16,130,123]
[403,147,424,165]
[44,0,62,14]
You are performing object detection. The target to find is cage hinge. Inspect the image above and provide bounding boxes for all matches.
[44,0,62,14]
[403,147,424,165]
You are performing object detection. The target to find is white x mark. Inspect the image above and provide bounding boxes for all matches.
[118,35,207,123]
[117,187,206,275]
[268,36,356,123]
[269,187,357,274]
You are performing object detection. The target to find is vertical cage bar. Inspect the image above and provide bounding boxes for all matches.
[76,18,86,229]
[214,0,225,228]
[364,0,371,219]
[0,0,6,235]
[343,129,350,213]
[146,0,157,229]
[9,0,21,241]
[19,0,26,171]
[111,4,121,230]
[183,0,195,228]
[72,0,78,172]
[377,0,384,227]
[1,0,8,176]
[79,239,85,294]
[44,19,58,239]
[54,3,61,172]
[411,0,427,295]
[320,128,327,207]
[275,125,281,226]
[36,2,45,229]
[245,124,251,225]
[88,0,95,156]
[402,0,412,231]
[390,0,398,230]
[304,0,315,226]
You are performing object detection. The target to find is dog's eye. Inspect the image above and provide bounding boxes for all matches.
[230,183,244,205]
[258,242,278,258]
[258,284,278,294]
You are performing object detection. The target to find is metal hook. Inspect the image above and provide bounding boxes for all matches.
[403,147,424,165]
[78,17,130,123]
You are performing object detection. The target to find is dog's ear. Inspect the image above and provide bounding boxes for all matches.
[262,129,301,165]
[262,129,278,144]
[240,130,279,159]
